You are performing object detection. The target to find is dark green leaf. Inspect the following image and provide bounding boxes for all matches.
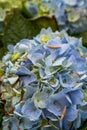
[72,31,87,47]
[0,104,5,130]
[78,120,87,130]
[3,9,58,47]
[0,47,7,60]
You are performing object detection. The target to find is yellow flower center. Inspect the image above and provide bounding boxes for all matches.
[41,35,50,43]
[11,52,20,62]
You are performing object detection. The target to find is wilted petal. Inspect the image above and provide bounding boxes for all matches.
[47,38,61,48]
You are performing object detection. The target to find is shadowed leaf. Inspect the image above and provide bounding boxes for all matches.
[3,9,58,46]
[72,30,87,47]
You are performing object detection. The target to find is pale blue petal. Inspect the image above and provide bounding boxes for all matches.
[21,100,42,121]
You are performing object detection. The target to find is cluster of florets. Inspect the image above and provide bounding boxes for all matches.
[0,28,87,130]
[26,0,87,34]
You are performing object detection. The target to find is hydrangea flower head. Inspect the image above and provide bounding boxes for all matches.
[0,28,87,130]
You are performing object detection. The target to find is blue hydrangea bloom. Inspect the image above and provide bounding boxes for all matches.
[0,28,87,130]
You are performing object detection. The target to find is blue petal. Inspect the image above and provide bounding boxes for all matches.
[21,59,33,69]
[33,92,48,108]
[43,109,58,121]
[64,105,77,121]
[19,117,33,129]
[80,110,87,121]
[66,89,83,105]
[14,102,24,117]
[21,100,42,121]
[68,54,86,73]
[21,75,37,87]
[7,45,14,53]
[64,0,77,6]
[72,112,81,129]
[46,92,71,116]
[43,87,54,96]
[16,66,31,76]
[23,86,36,100]
[52,57,66,66]
[27,53,44,65]
[45,49,61,66]
[45,66,59,75]
[59,72,73,88]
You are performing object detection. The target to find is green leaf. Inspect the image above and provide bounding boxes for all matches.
[72,31,87,47]
[40,119,49,127]
[21,1,33,18]
[3,9,58,47]
[0,104,5,130]
[0,47,7,60]
[78,120,87,130]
